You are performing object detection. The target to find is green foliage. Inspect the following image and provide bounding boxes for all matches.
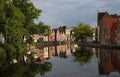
[38,62,52,75]
[0,1,6,32]
[12,0,41,34]
[0,47,6,66]
[26,36,34,44]
[1,43,17,62]
[0,0,42,64]
[29,25,39,34]
[38,22,51,36]
[0,61,52,77]
[0,0,25,44]
[73,47,94,65]
[0,2,52,74]
[73,23,93,42]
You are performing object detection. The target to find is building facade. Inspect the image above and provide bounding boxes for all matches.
[97,11,120,44]
[31,26,74,43]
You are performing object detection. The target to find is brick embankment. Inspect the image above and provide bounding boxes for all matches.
[35,41,69,48]
[78,43,120,49]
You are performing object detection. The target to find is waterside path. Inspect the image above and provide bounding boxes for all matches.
[78,43,120,49]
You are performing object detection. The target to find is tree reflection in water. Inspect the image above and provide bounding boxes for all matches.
[72,47,94,65]
[0,51,52,77]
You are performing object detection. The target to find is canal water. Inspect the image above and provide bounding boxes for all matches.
[0,44,120,77]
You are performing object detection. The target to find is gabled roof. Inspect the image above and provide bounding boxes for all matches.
[59,26,68,30]
[98,12,120,21]
[98,12,108,21]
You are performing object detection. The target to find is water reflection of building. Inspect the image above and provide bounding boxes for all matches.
[32,44,78,62]
[54,44,71,58]
[97,49,120,76]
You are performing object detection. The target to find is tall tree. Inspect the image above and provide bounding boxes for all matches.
[73,23,93,42]
[0,0,42,62]
[0,0,26,63]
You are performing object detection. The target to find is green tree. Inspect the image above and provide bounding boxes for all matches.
[0,0,25,43]
[73,23,93,42]
[0,0,41,63]
[38,22,51,35]
[29,25,39,34]
[0,0,27,62]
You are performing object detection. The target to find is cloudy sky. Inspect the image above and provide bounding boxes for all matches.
[31,0,120,28]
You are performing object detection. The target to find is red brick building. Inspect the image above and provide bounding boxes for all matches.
[97,11,120,44]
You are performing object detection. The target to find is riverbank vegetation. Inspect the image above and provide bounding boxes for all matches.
[73,23,93,42]
[0,0,50,63]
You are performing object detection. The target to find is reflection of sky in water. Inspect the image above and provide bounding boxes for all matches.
[35,55,99,77]
[35,47,120,77]
[1,44,120,77]
[101,73,120,77]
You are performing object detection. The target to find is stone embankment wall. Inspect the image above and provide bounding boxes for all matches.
[78,43,120,49]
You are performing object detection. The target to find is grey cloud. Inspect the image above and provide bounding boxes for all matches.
[31,0,120,28]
